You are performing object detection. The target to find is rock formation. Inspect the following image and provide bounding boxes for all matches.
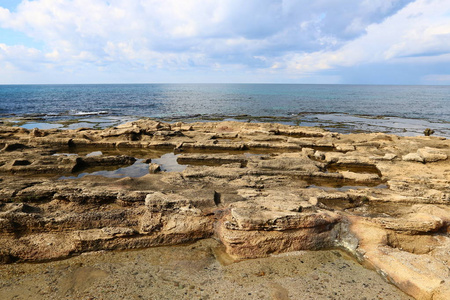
[0,119,449,299]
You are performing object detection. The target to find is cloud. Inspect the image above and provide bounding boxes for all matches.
[282,0,450,74]
[0,43,44,70]
[0,0,448,83]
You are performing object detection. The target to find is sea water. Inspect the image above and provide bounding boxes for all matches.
[0,84,449,137]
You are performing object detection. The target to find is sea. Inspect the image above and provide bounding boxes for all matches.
[0,84,449,137]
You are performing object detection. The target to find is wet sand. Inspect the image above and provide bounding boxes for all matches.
[0,239,411,300]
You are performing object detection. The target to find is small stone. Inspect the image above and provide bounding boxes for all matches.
[148,163,161,174]
[314,151,326,160]
[336,144,355,152]
[30,128,45,137]
[308,197,318,206]
[424,128,435,136]
[402,152,424,163]
[383,153,396,160]
[301,148,315,157]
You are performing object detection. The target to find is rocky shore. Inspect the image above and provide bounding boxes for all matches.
[0,119,449,299]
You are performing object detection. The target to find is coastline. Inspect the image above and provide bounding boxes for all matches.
[2,111,450,138]
[0,119,449,299]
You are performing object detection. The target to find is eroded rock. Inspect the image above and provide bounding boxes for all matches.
[0,119,449,300]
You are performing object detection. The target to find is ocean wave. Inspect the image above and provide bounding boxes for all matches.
[39,110,110,118]
[73,110,109,116]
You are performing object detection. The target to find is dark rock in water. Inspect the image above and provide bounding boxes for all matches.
[424,128,435,136]
[148,163,161,174]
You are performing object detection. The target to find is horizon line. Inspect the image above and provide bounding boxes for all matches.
[1,82,449,87]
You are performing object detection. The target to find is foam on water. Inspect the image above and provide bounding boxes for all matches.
[1,84,449,136]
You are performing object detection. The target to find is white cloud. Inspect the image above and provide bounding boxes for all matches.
[283,0,450,73]
[0,0,448,83]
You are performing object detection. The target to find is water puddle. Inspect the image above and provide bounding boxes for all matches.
[55,146,383,182]
[20,123,63,130]
[152,153,187,172]
[58,150,188,179]
[60,159,150,179]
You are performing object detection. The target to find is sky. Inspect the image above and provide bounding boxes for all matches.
[1,0,450,84]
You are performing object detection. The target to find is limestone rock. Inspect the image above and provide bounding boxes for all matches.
[417,147,448,162]
[148,163,161,174]
[340,171,380,182]
[402,152,424,162]
[226,208,339,231]
[373,213,444,234]
[301,147,315,157]
[335,144,355,152]
[256,154,320,173]
[1,118,450,300]
[145,192,191,212]
[1,143,28,152]
[383,153,397,160]
[218,223,339,259]
[177,153,247,167]
[75,227,136,241]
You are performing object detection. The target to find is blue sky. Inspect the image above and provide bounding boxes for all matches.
[1,0,450,84]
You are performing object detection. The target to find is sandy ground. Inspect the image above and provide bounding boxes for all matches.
[0,239,412,300]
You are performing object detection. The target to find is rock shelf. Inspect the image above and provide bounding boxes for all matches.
[0,119,449,299]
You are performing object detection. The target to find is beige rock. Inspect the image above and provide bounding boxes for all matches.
[372,213,444,233]
[417,147,448,162]
[145,192,191,212]
[177,153,247,167]
[301,147,315,157]
[218,224,339,259]
[402,152,424,162]
[335,144,355,152]
[347,216,450,300]
[255,155,320,173]
[227,208,339,231]
[383,153,397,160]
[340,171,380,182]
[148,163,161,173]
[1,118,450,300]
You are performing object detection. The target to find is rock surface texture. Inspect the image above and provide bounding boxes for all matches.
[0,119,449,299]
